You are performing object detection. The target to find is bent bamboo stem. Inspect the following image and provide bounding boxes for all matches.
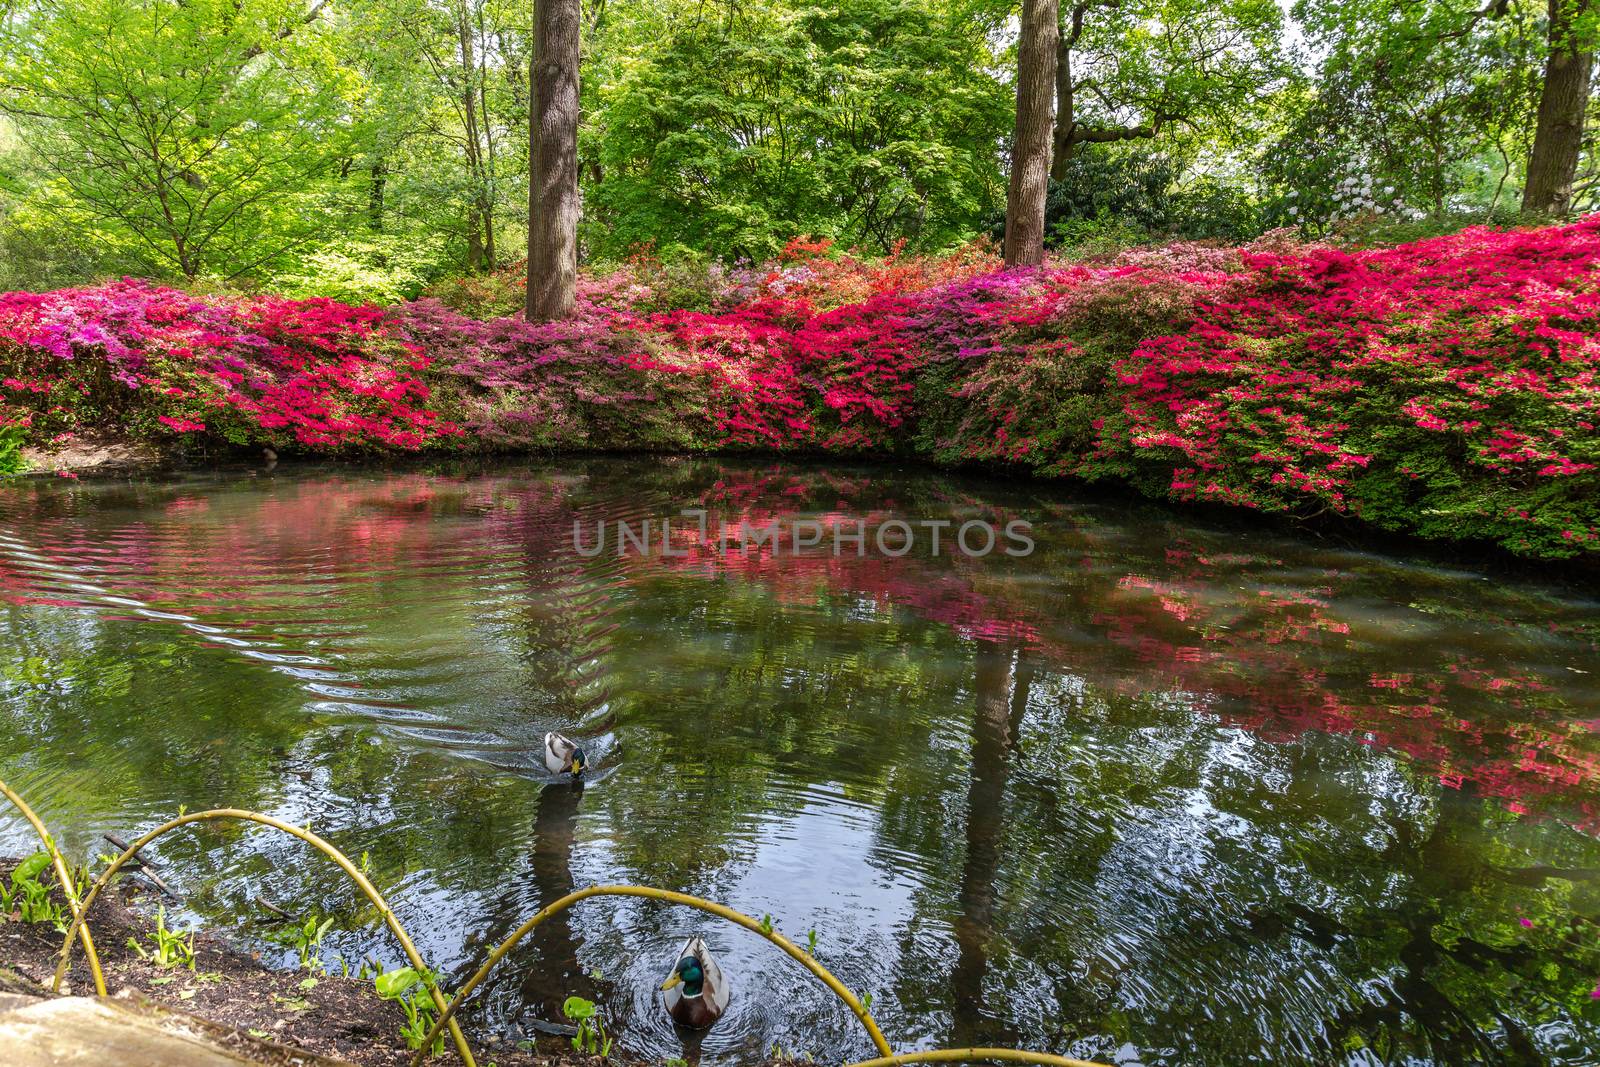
[0,778,106,996]
[410,884,896,1067]
[52,808,475,1067]
[846,1051,1110,1067]
[10,785,1108,1067]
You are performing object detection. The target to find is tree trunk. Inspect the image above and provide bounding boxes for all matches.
[1522,0,1594,216]
[459,10,493,272]
[368,161,385,233]
[1050,34,1074,181]
[466,209,487,272]
[1004,0,1059,266]
[526,0,580,322]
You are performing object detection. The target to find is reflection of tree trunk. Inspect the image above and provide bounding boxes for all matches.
[521,780,596,1012]
[950,641,1028,1047]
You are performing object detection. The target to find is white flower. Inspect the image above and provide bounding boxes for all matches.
[1287,206,1299,216]
[1383,185,1395,194]
[1286,190,1298,198]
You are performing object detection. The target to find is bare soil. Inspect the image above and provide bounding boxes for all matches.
[19,431,169,476]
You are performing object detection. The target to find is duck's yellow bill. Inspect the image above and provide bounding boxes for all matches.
[661,974,683,990]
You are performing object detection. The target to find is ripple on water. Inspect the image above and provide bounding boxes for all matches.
[2,464,1599,1067]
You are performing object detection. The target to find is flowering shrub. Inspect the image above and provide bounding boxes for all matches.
[0,281,460,451]
[384,296,707,451]
[1084,221,1600,556]
[3,220,1598,558]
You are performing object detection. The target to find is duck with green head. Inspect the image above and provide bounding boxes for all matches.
[544,732,587,777]
[660,935,728,1028]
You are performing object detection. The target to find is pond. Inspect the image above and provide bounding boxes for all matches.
[1,458,1598,1066]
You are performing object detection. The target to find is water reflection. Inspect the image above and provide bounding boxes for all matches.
[950,640,1027,1049]
[0,459,1597,1065]
[521,780,595,1023]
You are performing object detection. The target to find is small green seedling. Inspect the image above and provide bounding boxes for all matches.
[375,965,444,1057]
[562,995,612,1058]
[272,993,313,1013]
[128,906,196,970]
[805,929,818,955]
[286,914,336,974]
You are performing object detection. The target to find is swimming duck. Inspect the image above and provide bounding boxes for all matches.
[543,732,587,777]
[660,935,728,1029]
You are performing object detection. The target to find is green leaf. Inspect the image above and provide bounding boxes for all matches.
[12,852,52,885]
[375,967,421,1000]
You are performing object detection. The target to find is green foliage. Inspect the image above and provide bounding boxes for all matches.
[1,852,68,929]
[374,965,444,1056]
[277,913,337,974]
[1053,0,1292,159]
[1264,0,1546,226]
[1329,207,1538,248]
[0,0,363,280]
[268,237,453,306]
[587,0,1011,259]
[988,149,1268,252]
[423,263,529,318]
[0,0,1575,289]
[0,423,27,476]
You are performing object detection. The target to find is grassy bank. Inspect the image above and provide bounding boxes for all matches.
[2,222,1597,559]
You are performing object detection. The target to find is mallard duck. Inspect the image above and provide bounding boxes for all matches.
[660,935,728,1029]
[544,732,587,776]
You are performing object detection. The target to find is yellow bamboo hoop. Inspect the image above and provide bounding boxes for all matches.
[409,883,896,1067]
[51,808,475,1067]
[0,778,106,997]
[6,782,1108,1067]
[845,1051,1110,1067]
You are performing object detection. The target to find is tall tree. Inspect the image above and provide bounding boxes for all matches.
[1051,0,1286,180]
[0,0,357,279]
[527,0,581,321]
[1004,0,1059,265]
[1522,0,1595,214]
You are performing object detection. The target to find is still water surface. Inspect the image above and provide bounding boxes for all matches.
[1,459,1598,1065]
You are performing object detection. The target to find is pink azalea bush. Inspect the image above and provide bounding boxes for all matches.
[1086,222,1600,557]
[2,220,1597,559]
[0,281,459,451]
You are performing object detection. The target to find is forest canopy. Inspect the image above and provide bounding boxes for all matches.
[0,0,1595,298]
